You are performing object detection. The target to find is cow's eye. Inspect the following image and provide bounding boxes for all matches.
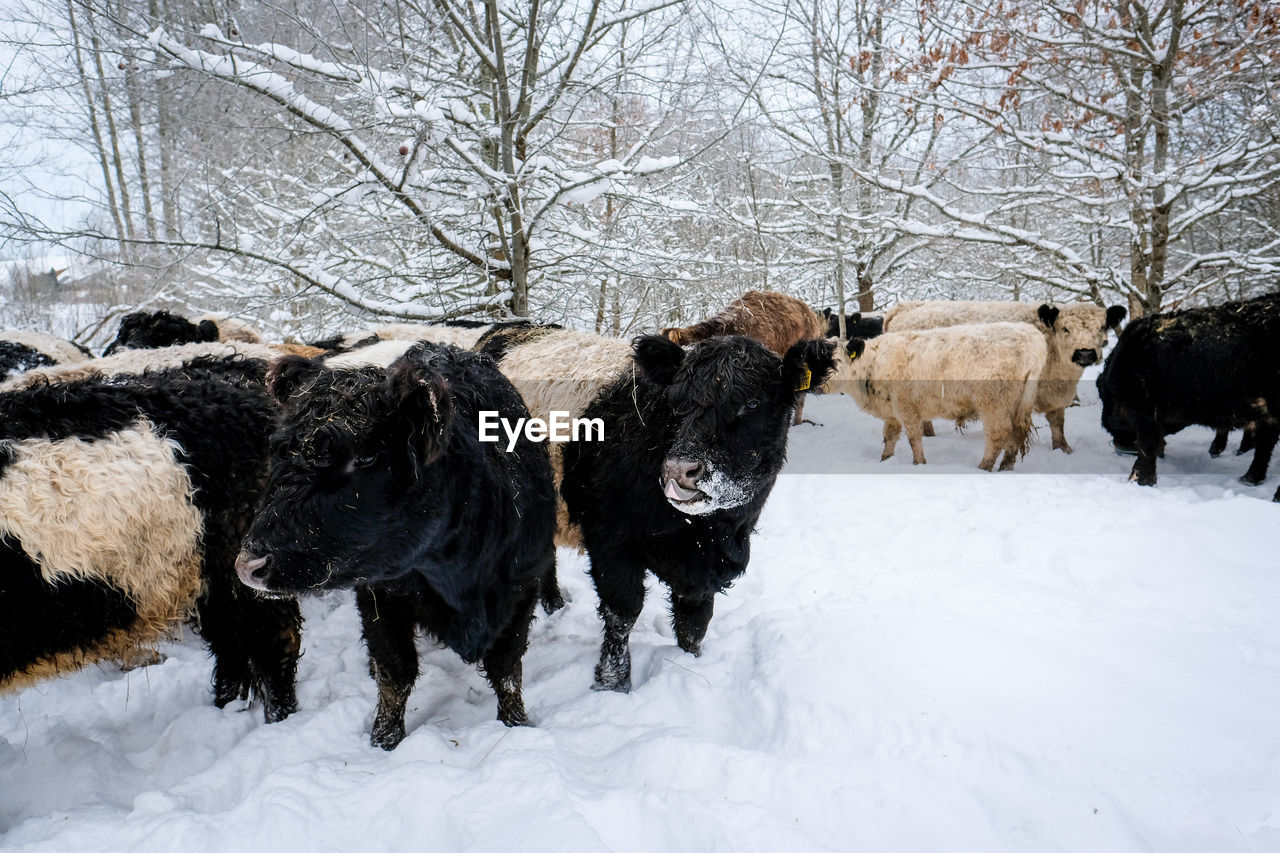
[745,399,760,411]
[352,453,377,468]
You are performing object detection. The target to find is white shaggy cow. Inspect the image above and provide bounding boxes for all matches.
[882,300,1126,452]
[829,323,1049,470]
[1,341,321,391]
[321,321,496,354]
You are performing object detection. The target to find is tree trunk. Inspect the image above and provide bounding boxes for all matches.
[86,4,135,244]
[67,0,128,257]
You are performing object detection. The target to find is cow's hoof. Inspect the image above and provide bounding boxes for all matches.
[262,697,297,724]
[370,720,406,751]
[676,639,703,657]
[540,585,566,615]
[498,706,531,727]
[591,675,632,694]
[1240,473,1266,487]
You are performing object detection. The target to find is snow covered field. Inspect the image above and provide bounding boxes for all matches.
[4,371,1280,852]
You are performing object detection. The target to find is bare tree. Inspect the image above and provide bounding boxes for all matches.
[906,0,1280,315]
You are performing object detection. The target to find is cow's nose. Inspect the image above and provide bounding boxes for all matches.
[235,552,273,591]
[1072,348,1099,366]
[662,457,703,488]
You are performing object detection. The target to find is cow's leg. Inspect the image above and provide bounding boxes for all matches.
[1209,428,1230,457]
[481,585,538,727]
[197,582,253,711]
[922,420,936,437]
[671,591,715,657]
[998,418,1024,471]
[978,409,1005,471]
[199,562,300,723]
[1130,429,1162,486]
[1239,425,1257,455]
[880,420,902,461]
[589,555,647,693]
[1240,423,1279,486]
[903,417,927,465]
[243,596,302,724]
[356,586,419,750]
[537,546,564,614]
[792,396,814,426]
[1047,408,1072,454]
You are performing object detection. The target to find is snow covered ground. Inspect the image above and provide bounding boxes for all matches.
[4,369,1280,852]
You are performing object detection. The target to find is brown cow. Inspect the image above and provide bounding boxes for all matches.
[662,290,826,424]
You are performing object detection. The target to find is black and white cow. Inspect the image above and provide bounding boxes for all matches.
[0,356,301,720]
[1097,293,1280,493]
[0,329,91,381]
[235,342,558,749]
[555,333,835,693]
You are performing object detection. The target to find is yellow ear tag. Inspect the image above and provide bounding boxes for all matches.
[796,366,811,392]
[849,349,858,359]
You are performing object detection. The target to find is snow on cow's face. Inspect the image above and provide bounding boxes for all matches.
[236,354,452,594]
[634,335,834,516]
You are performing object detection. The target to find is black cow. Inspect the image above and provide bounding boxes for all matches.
[236,342,558,749]
[561,334,835,693]
[1097,294,1280,492]
[102,310,219,356]
[0,356,302,721]
[821,308,885,340]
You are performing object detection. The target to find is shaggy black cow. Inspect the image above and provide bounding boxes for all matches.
[102,310,220,356]
[1097,294,1280,492]
[561,334,835,693]
[0,357,301,720]
[236,342,558,749]
[821,308,884,340]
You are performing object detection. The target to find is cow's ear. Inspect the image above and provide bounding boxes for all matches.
[1038,304,1060,328]
[822,307,833,319]
[633,334,686,386]
[196,319,220,342]
[266,355,324,405]
[1106,305,1127,330]
[849,312,862,324]
[845,337,867,360]
[388,357,454,464]
[783,338,837,396]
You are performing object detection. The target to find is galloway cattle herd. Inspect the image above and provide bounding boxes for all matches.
[0,290,1273,748]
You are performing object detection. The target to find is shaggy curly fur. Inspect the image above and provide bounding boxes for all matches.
[883,300,1125,452]
[0,357,302,720]
[1097,292,1280,491]
[560,334,835,693]
[238,343,557,749]
[0,330,91,380]
[831,323,1047,470]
